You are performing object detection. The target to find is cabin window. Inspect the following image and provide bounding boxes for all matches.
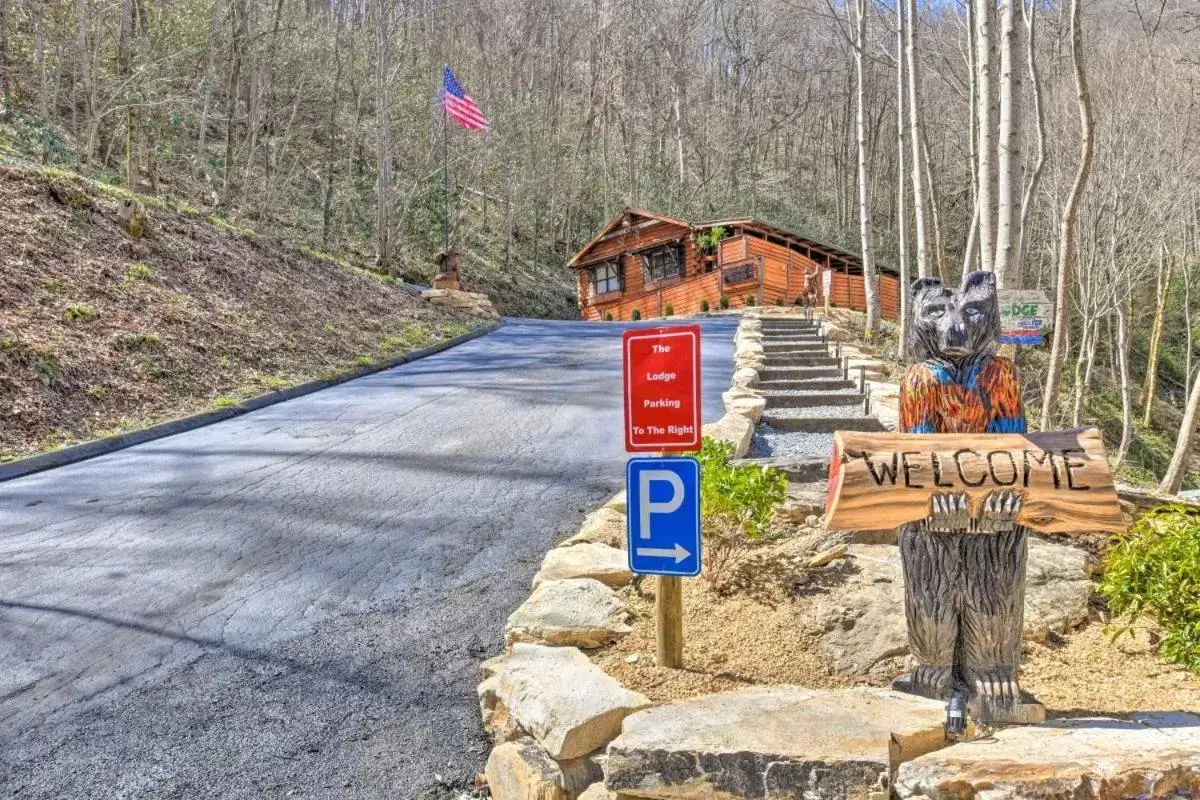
[642,246,683,284]
[589,263,622,296]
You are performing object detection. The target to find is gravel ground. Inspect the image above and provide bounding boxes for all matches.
[749,424,835,458]
[762,405,870,419]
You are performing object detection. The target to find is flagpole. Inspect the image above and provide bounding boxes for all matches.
[442,69,450,255]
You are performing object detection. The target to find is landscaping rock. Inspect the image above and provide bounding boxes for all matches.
[479,675,525,743]
[723,388,767,424]
[561,507,626,549]
[702,413,755,458]
[488,644,650,760]
[605,686,947,799]
[505,579,633,649]
[422,288,499,317]
[1024,535,1097,642]
[895,712,1200,799]
[603,490,627,514]
[485,738,603,800]
[803,540,1096,676]
[577,782,617,800]
[731,366,759,389]
[533,543,632,589]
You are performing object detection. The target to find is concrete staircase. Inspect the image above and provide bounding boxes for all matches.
[737,315,885,525]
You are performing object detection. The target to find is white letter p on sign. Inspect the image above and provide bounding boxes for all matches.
[638,470,684,539]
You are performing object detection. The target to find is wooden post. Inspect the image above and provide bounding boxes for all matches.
[656,575,683,668]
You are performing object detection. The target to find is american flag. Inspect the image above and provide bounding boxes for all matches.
[442,66,490,132]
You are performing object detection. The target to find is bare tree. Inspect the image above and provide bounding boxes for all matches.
[1160,375,1200,495]
[1016,0,1046,284]
[974,0,996,273]
[993,0,1022,287]
[1040,0,1094,428]
[374,0,393,270]
[905,0,931,279]
[1141,243,1172,426]
[853,0,880,336]
[896,0,910,354]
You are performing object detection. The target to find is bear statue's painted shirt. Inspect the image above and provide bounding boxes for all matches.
[899,355,1027,435]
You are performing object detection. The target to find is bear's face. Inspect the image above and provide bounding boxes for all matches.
[909,271,1000,362]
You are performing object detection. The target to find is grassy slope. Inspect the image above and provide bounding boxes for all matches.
[0,166,489,461]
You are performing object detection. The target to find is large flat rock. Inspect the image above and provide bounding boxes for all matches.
[505,578,633,649]
[803,539,1097,676]
[561,507,626,549]
[485,737,603,800]
[702,413,755,459]
[533,542,633,589]
[895,713,1200,799]
[605,687,947,799]
[487,644,650,760]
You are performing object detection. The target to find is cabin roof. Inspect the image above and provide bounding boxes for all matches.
[694,217,894,277]
[568,208,896,278]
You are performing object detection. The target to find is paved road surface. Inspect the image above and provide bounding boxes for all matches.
[0,318,734,799]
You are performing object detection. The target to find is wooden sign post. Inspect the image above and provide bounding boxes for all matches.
[825,426,1125,534]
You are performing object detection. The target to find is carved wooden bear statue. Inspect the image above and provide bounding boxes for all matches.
[896,270,1029,721]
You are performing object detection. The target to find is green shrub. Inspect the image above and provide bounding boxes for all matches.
[719,294,730,310]
[114,331,160,350]
[696,437,788,588]
[1100,504,1200,672]
[744,294,755,307]
[700,298,710,312]
[664,304,675,317]
[604,312,614,321]
[631,309,641,321]
[776,297,785,306]
[125,262,154,282]
[64,304,97,323]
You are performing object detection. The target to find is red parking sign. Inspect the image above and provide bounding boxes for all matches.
[623,325,702,452]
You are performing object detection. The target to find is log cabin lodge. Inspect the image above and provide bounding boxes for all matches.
[568,209,901,322]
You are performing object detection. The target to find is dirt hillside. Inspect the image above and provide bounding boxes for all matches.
[0,166,490,461]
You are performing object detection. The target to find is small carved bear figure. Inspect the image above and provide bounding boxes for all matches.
[897,270,1029,718]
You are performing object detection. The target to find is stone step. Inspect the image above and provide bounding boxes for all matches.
[762,333,823,343]
[762,414,885,433]
[763,355,838,368]
[759,391,863,408]
[757,378,856,391]
[761,342,827,353]
[732,455,830,483]
[759,366,842,381]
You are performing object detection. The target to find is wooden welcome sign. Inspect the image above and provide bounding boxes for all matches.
[825,427,1125,534]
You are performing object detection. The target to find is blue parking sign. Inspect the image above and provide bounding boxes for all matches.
[626,457,702,577]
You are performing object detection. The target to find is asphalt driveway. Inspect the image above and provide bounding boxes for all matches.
[0,317,735,799]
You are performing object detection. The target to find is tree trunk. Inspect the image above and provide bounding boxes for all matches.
[922,132,948,282]
[1141,243,1172,427]
[993,0,1022,287]
[1070,308,1092,427]
[321,12,343,249]
[120,0,136,187]
[1016,0,1046,285]
[1160,361,1200,495]
[974,0,996,274]
[1039,0,1094,429]
[963,0,979,276]
[0,0,10,110]
[904,0,930,279]
[374,0,393,270]
[1114,301,1134,469]
[896,0,910,357]
[222,0,246,209]
[854,0,880,336]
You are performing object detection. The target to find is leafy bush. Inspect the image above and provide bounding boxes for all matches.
[631,309,641,321]
[775,297,785,306]
[744,294,755,307]
[664,304,674,317]
[64,305,97,323]
[125,263,154,282]
[700,298,710,312]
[1100,504,1200,672]
[693,225,727,253]
[696,437,788,589]
[604,311,613,321]
[719,294,730,310]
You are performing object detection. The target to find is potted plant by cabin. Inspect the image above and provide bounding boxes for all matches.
[693,226,727,269]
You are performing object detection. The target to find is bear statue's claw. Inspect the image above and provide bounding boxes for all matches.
[967,666,1020,709]
[976,490,1024,533]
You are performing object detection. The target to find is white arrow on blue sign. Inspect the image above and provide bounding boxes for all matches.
[626,456,702,577]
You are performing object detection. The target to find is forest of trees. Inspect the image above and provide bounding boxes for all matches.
[0,0,1197,489]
